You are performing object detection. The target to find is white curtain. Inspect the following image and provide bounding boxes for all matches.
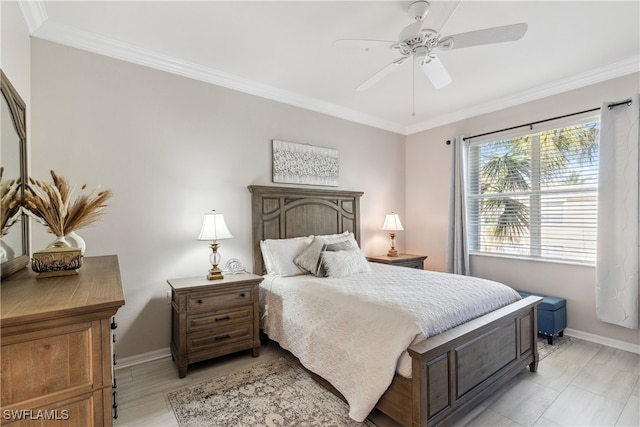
[596,94,639,329]
[447,137,470,275]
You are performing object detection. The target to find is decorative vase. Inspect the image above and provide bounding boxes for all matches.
[0,240,15,263]
[46,232,86,254]
[47,235,71,248]
[65,231,86,254]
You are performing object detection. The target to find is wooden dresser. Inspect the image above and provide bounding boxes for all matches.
[1,255,125,426]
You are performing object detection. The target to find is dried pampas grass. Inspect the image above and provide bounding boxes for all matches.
[0,167,22,236]
[24,170,113,237]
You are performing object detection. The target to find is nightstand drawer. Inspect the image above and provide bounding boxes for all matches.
[188,286,253,313]
[187,322,253,353]
[392,259,424,269]
[188,307,252,332]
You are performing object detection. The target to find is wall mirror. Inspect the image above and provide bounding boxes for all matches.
[1,69,29,278]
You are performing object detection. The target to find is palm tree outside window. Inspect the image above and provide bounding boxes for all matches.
[466,117,599,264]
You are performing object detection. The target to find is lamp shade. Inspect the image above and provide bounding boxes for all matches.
[382,212,404,231]
[197,211,233,241]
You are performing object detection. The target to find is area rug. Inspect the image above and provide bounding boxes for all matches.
[538,334,571,360]
[167,356,375,427]
[168,338,569,426]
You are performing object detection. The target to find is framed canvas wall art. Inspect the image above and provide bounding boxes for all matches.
[272,140,339,186]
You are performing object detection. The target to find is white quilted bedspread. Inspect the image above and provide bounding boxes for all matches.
[260,262,521,422]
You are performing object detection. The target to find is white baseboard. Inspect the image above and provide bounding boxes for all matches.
[115,347,171,370]
[564,328,640,354]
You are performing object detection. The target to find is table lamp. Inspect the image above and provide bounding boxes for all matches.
[197,210,233,280]
[382,212,404,257]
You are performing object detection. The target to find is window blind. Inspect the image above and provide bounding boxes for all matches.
[467,118,600,264]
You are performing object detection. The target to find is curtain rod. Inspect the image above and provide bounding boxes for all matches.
[452,99,633,143]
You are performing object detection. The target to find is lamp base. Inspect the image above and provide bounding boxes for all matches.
[387,248,399,257]
[207,266,224,281]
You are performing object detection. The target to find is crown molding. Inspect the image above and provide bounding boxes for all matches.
[17,0,47,34]
[406,56,640,135]
[22,1,638,137]
[30,20,406,135]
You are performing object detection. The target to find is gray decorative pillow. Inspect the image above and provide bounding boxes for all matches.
[293,237,326,274]
[294,237,355,276]
[324,241,354,251]
[321,249,372,278]
[316,231,360,248]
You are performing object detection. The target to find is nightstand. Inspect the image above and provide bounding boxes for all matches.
[167,273,263,378]
[366,253,428,270]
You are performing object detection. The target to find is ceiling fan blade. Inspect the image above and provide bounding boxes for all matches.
[444,23,528,50]
[333,39,396,51]
[419,55,452,89]
[420,0,461,33]
[357,57,409,91]
[398,20,424,42]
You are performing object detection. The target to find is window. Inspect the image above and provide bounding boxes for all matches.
[467,118,600,264]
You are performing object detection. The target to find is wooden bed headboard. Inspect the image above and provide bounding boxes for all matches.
[248,185,364,275]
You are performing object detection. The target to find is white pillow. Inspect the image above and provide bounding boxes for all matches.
[260,236,313,276]
[321,249,371,278]
[259,240,276,274]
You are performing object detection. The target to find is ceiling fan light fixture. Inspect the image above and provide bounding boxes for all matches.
[414,47,428,63]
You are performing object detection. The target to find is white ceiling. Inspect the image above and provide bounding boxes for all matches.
[20,1,640,135]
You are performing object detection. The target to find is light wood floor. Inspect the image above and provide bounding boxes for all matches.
[113,337,639,427]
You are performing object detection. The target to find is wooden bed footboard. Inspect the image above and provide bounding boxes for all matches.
[375,295,542,427]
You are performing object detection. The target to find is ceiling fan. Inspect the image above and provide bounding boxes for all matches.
[335,1,528,91]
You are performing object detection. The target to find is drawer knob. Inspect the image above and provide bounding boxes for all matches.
[215,316,231,322]
[214,334,231,341]
[240,293,245,297]
[197,299,203,304]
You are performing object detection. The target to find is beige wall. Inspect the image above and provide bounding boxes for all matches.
[406,73,640,347]
[1,0,31,167]
[10,3,639,357]
[1,1,31,105]
[30,39,406,358]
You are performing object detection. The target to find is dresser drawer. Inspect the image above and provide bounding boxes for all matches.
[187,307,252,333]
[187,322,253,354]
[1,323,94,406]
[187,286,253,313]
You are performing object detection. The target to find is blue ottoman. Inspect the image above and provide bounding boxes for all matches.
[517,291,567,345]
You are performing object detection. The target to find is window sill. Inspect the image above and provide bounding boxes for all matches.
[469,252,595,268]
